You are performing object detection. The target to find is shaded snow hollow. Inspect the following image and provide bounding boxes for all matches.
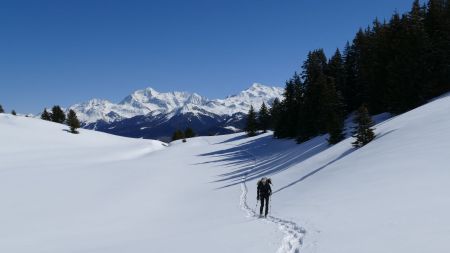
[2,92,450,252]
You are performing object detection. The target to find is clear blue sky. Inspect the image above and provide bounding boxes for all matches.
[0,0,416,113]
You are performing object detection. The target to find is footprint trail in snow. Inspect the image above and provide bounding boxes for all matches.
[237,148,306,253]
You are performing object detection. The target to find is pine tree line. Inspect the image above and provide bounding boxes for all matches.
[271,0,450,146]
[40,106,80,134]
[245,102,273,137]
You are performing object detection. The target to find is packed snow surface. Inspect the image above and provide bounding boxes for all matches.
[3,92,450,252]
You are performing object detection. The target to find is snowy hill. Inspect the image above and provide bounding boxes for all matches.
[3,93,450,252]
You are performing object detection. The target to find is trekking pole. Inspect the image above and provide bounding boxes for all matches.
[255,199,258,213]
[269,196,272,216]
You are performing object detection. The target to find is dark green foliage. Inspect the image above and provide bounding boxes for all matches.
[172,130,184,141]
[245,105,258,137]
[0,104,4,113]
[11,110,17,116]
[270,98,283,138]
[352,105,375,147]
[258,102,271,133]
[273,0,450,145]
[41,109,52,121]
[51,106,66,123]
[273,73,303,139]
[66,109,81,134]
[184,127,196,138]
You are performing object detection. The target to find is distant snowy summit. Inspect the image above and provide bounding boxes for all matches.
[69,83,283,141]
[70,83,284,124]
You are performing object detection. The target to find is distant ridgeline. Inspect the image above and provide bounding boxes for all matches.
[269,0,450,143]
[67,84,284,142]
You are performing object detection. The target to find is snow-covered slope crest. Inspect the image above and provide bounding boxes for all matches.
[69,83,283,123]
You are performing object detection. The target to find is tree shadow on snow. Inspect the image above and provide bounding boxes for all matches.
[199,129,397,191]
[198,134,333,188]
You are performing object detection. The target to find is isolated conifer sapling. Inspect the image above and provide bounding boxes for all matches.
[352,105,375,147]
[66,109,81,134]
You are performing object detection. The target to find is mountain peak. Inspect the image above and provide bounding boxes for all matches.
[70,83,284,123]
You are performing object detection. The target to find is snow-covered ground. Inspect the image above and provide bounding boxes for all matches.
[2,92,450,252]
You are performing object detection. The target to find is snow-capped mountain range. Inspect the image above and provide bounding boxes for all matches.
[69,83,283,141]
[71,83,283,124]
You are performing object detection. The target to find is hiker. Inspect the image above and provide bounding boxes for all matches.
[257,177,272,217]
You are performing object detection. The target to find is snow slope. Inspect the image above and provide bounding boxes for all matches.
[3,92,450,253]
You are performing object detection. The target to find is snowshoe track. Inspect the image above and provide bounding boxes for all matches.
[237,149,306,253]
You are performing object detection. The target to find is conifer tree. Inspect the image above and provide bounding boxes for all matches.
[41,108,52,121]
[172,130,184,141]
[11,110,17,116]
[352,105,375,147]
[66,109,80,134]
[327,48,346,100]
[0,104,4,113]
[184,127,196,138]
[270,98,283,138]
[245,105,258,137]
[51,105,66,123]
[258,102,271,133]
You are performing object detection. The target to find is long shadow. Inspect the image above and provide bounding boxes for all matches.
[200,126,398,190]
[199,134,331,188]
[272,148,356,194]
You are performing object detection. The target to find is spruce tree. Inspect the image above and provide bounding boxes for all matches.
[352,105,375,148]
[258,102,271,133]
[184,127,196,138]
[270,98,283,138]
[172,130,184,141]
[51,106,66,123]
[41,108,52,121]
[11,110,17,116]
[66,109,81,134]
[245,105,258,137]
[0,104,4,113]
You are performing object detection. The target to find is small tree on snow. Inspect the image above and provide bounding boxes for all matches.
[0,104,4,113]
[66,109,80,134]
[11,110,17,116]
[245,105,258,137]
[172,130,184,141]
[184,127,196,138]
[51,105,66,123]
[41,108,52,121]
[352,105,375,147]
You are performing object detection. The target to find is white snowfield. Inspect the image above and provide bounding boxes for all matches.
[2,92,450,253]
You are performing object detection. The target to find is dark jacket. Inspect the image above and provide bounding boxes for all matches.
[257,181,272,199]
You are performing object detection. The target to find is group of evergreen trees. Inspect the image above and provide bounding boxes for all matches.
[268,0,449,147]
[172,127,196,141]
[245,102,272,137]
[0,104,17,115]
[41,106,80,134]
